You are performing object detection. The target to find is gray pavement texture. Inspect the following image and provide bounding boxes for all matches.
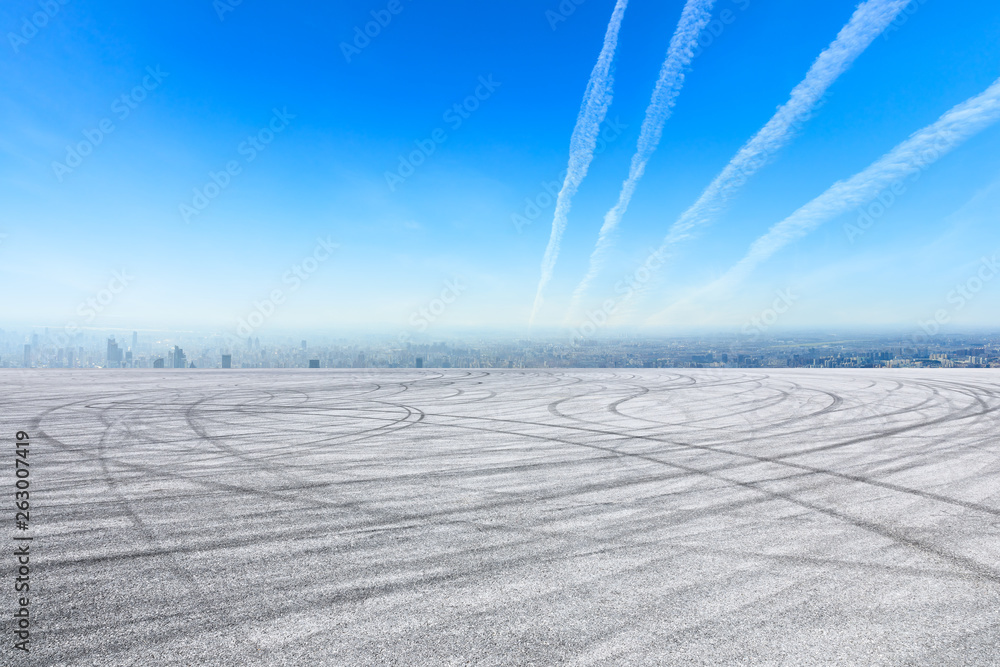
[2,369,1000,666]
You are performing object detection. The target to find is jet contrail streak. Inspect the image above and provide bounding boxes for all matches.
[651,75,1000,323]
[528,0,629,326]
[566,0,716,322]
[603,0,911,320]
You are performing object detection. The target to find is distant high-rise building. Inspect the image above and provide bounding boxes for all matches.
[23,344,30,368]
[131,331,138,352]
[169,346,186,369]
[153,358,165,369]
[66,348,74,369]
[416,357,423,369]
[308,359,320,369]
[106,338,123,368]
[221,354,232,369]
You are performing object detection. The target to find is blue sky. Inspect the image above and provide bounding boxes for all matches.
[1,0,1000,336]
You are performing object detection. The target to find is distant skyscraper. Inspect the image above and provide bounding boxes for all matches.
[66,348,74,368]
[106,338,123,368]
[131,331,138,352]
[169,346,186,369]
[416,357,423,369]
[309,359,320,368]
[153,358,164,369]
[221,354,232,369]
[23,344,30,368]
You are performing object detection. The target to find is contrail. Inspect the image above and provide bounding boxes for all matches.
[651,75,1000,323]
[602,0,911,319]
[566,0,716,321]
[528,0,629,326]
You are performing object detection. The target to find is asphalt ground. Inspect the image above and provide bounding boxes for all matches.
[2,369,999,665]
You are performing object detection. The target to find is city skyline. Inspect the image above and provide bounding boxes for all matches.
[6,324,1000,371]
[2,1,1000,333]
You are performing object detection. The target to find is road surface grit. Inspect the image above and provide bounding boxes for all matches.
[2,369,999,665]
